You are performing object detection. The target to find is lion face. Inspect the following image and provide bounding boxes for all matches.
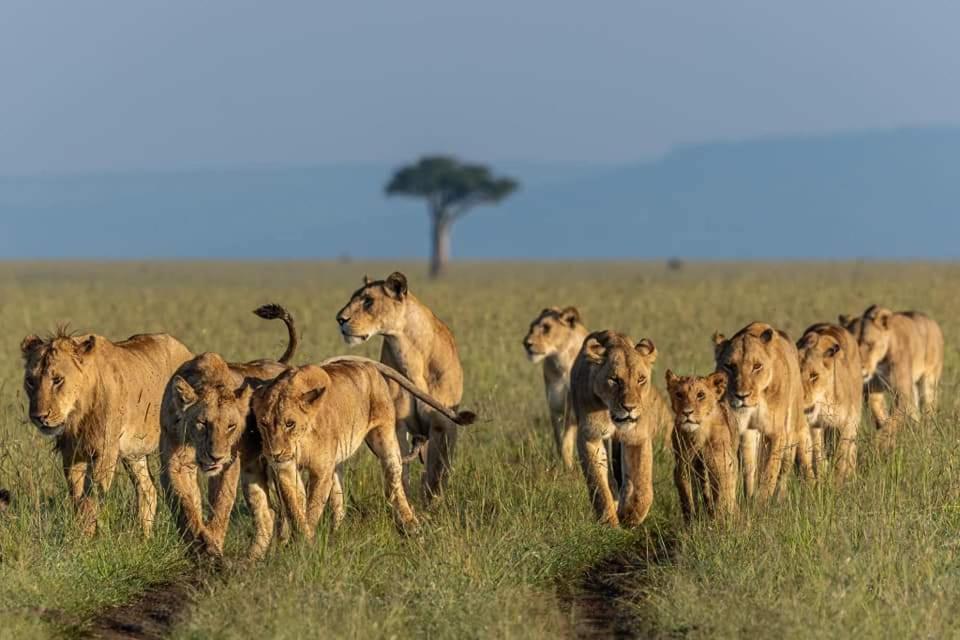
[253,366,329,465]
[582,332,658,430]
[714,327,777,411]
[854,306,893,382]
[335,272,409,346]
[797,331,844,423]
[665,370,727,434]
[523,307,582,363]
[171,368,253,477]
[20,333,97,438]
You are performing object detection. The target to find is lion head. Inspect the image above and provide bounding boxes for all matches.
[169,353,254,476]
[335,272,410,346]
[522,306,583,363]
[796,325,845,422]
[848,305,893,382]
[580,330,658,429]
[252,365,330,465]
[20,329,99,438]
[713,323,781,411]
[665,370,727,434]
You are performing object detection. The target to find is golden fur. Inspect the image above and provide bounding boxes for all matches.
[840,306,944,446]
[713,322,812,501]
[20,329,193,535]
[335,272,466,498]
[252,357,474,542]
[665,370,738,519]
[796,323,862,481]
[522,306,588,469]
[159,304,299,559]
[570,330,671,527]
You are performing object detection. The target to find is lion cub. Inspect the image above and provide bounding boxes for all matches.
[522,306,588,469]
[840,306,943,445]
[252,357,474,541]
[665,371,738,520]
[570,330,671,527]
[796,323,862,482]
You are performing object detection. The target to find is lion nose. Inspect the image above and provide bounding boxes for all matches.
[209,454,226,464]
[622,403,637,413]
[31,410,49,423]
[682,408,694,416]
[735,392,751,400]
[336,314,349,326]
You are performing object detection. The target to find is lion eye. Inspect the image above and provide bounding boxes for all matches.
[362,297,374,310]
[637,376,647,385]
[195,422,206,431]
[809,373,819,382]
[24,378,35,391]
[697,391,706,400]
[227,423,238,434]
[285,420,296,431]
[542,325,551,335]
[52,375,64,387]
[607,377,618,388]
[752,363,763,372]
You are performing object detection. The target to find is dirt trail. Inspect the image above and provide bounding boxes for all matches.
[563,533,676,639]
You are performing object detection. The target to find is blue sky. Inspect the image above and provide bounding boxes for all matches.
[3,1,959,174]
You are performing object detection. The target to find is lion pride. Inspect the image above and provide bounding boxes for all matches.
[21,328,192,536]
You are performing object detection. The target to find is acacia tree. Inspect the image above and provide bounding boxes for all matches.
[385,155,518,277]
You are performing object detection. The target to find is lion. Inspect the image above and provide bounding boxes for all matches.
[522,306,588,469]
[252,356,475,542]
[159,304,304,559]
[713,322,812,501]
[570,330,671,527]
[796,323,862,482]
[21,328,193,536]
[839,306,944,445]
[665,370,738,520]
[335,272,465,499]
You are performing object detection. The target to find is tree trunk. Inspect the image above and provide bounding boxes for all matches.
[429,214,451,278]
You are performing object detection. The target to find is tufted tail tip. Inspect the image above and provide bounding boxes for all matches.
[253,303,288,320]
[455,411,477,426]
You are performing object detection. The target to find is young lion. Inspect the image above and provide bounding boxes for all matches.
[522,306,588,469]
[840,306,944,445]
[335,272,465,499]
[665,371,738,520]
[159,304,300,559]
[796,323,862,482]
[21,328,193,536]
[570,330,671,527]
[252,357,475,541]
[713,322,812,501]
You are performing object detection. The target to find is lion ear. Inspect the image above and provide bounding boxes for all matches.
[583,336,606,364]
[797,332,816,350]
[362,274,372,286]
[711,332,727,359]
[825,342,841,358]
[635,338,657,362]
[73,335,96,358]
[760,328,775,343]
[20,335,43,357]
[384,272,408,299]
[301,386,326,407]
[708,371,728,398]
[173,376,198,412]
[838,314,851,327]
[664,369,679,390]
[560,306,581,327]
[235,383,254,404]
[875,309,891,329]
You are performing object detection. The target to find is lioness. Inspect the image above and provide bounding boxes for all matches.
[839,306,943,444]
[252,357,475,541]
[796,323,862,481]
[21,328,193,536]
[570,330,671,527]
[522,306,588,469]
[160,304,300,559]
[713,322,812,501]
[335,272,465,499]
[665,370,738,520]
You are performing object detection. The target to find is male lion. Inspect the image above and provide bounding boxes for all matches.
[796,323,862,482]
[570,330,671,527]
[665,370,738,520]
[159,304,299,559]
[839,306,943,445]
[21,328,193,536]
[252,357,475,541]
[713,322,812,501]
[335,272,465,499]
[522,306,588,469]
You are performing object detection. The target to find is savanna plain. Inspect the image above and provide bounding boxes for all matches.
[1,261,959,639]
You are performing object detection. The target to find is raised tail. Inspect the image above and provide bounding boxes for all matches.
[253,303,299,364]
[316,354,477,426]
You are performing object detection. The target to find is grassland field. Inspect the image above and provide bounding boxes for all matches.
[1,261,959,639]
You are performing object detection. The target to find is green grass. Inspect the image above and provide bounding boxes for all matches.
[1,261,959,638]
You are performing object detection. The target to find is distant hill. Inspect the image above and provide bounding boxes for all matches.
[2,127,959,259]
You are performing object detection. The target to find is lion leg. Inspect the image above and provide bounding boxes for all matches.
[560,402,578,472]
[122,456,158,538]
[739,430,759,500]
[919,373,938,416]
[757,432,785,502]
[160,444,207,550]
[206,459,241,553]
[423,412,458,502]
[241,463,275,561]
[368,424,419,532]
[78,446,120,536]
[304,467,336,533]
[794,422,815,482]
[706,446,737,517]
[673,456,695,522]
[548,401,566,462]
[275,462,310,541]
[810,427,825,479]
[61,446,95,535]
[834,421,858,484]
[618,439,654,527]
[327,468,345,529]
[577,432,618,526]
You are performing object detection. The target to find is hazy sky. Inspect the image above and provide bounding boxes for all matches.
[3,1,959,174]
